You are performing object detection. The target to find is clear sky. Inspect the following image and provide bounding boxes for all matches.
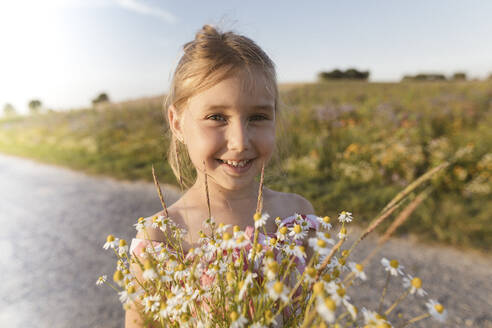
[1,0,491,114]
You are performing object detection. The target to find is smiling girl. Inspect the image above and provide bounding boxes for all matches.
[125,24,317,327]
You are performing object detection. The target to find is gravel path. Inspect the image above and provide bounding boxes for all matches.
[0,153,490,327]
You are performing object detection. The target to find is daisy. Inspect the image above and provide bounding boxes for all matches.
[316,296,336,323]
[238,271,257,300]
[317,215,333,230]
[338,211,353,223]
[275,216,282,226]
[304,266,318,283]
[276,225,289,241]
[217,223,232,234]
[308,236,332,257]
[134,217,150,232]
[143,293,161,314]
[348,262,367,281]
[220,232,236,250]
[362,307,389,326]
[338,226,348,240]
[151,215,164,230]
[426,299,447,323]
[117,239,129,256]
[288,224,308,241]
[103,234,119,250]
[330,285,351,306]
[265,236,280,250]
[267,281,290,303]
[263,260,280,281]
[118,285,143,305]
[402,274,427,296]
[254,212,270,228]
[230,311,248,328]
[381,258,404,276]
[142,259,158,281]
[284,243,306,261]
[96,275,107,286]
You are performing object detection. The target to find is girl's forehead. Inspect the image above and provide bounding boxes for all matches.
[187,69,275,109]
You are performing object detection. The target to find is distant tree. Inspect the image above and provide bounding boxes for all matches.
[92,93,110,106]
[3,103,16,116]
[28,99,42,114]
[318,68,370,81]
[401,73,447,82]
[452,72,467,80]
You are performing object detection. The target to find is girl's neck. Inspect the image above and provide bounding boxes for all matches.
[189,175,262,210]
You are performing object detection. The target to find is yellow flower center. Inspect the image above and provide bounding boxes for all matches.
[177,264,184,271]
[273,281,284,294]
[313,282,324,295]
[268,262,279,273]
[230,311,239,321]
[411,277,422,288]
[152,216,158,223]
[119,239,127,247]
[137,217,144,223]
[143,260,152,270]
[324,297,336,311]
[355,263,364,272]
[113,270,123,282]
[256,244,262,252]
[279,226,288,234]
[336,288,346,297]
[226,272,234,283]
[127,285,136,294]
[223,232,232,241]
[342,250,350,257]
[434,304,444,313]
[106,235,115,243]
[218,223,224,229]
[294,224,302,233]
[200,232,206,239]
[299,246,305,253]
[253,213,261,221]
[181,313,189,322]
[317,239,326,248]
[237,235,245,243]
[269,237,277,246]
[340,227,347,235]
[324,232,331,239]
[376,324,391,328]
[306,267,316,277]
[322,273,331,282]
[233,225,240,233]
[338,257,346,265]
[323,216,331,223]
[265,310,273,320]
[390,259,399,268]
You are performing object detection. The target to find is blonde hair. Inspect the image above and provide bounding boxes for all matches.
[164,24,286,189]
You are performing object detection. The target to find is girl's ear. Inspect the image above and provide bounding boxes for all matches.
[168,104,184,143]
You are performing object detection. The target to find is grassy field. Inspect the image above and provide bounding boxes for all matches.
[1,80,491,251]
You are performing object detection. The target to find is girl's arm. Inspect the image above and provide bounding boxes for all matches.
[125,221,166,328]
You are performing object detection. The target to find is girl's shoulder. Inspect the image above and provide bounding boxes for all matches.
[264,188,315,218]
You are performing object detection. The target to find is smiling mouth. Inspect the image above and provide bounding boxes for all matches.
[216,158,254,168]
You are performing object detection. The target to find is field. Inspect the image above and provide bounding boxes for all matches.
[1,80,491,251]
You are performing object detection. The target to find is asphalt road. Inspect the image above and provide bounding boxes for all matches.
[0,153,491,327]
[0,153,180,328]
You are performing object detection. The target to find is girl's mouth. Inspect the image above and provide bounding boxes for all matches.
[216,158,254,174]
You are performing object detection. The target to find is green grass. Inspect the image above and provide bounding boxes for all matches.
[1,81,491,251]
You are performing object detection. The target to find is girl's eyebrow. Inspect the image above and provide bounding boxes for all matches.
[204,104,274,112]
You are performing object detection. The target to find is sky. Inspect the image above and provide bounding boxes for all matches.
[1,0,491,114]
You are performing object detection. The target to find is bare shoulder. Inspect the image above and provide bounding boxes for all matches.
[266,188,315,216]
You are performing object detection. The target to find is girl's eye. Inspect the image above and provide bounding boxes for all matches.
[207,114,225,121]
[250,115,267,121]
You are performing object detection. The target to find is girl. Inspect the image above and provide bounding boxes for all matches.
[126,24,317,327]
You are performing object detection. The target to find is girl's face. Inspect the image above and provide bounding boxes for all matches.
[172,69,276,192]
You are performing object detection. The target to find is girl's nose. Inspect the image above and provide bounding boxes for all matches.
[226,120,251,152]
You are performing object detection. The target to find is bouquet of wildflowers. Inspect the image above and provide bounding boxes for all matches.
[96,154,468,327]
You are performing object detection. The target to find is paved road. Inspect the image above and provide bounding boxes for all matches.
[0,153,180,328]
[0,153,491,327]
